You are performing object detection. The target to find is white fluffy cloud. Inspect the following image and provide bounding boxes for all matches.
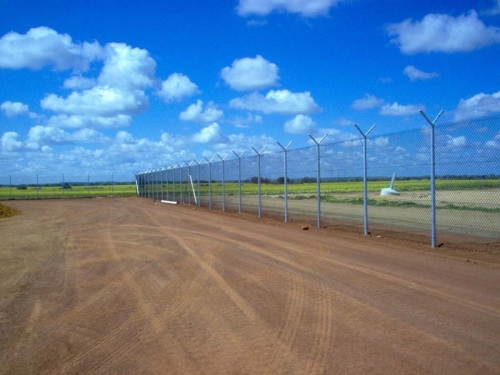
[453,91,500,120]
[352,94,384,110]
[192,123,227,144]
[5,126,108,151]
[179,100,223,122]
[1,132,23,151]
[1,101,35,117]
[158,73,199,102]
[41,86,149,117]
[220,55,279,91]
[387,11,500,54]
[283,115,316,134]
[0,26,102,70]
[45,114,132,128]
[236,0,344,17]
[380,102,421,116]
[12,32,159,129]
[229,89,320,114]
[403,66,439,81]
[98,43,156,89]
[485,132,500,148]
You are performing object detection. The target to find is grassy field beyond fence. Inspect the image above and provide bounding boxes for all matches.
[1,178,498,200]
[0,184,136,199]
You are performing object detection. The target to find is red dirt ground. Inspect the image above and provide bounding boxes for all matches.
[0,197,499,374]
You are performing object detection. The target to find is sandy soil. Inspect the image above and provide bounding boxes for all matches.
[1,197,499,374]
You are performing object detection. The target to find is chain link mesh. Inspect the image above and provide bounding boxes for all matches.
[2,115,499,252]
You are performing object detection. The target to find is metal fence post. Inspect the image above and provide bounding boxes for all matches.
[354,124,376,235]
[37,174,39,199]
[252,147,266,218]
[166,166,171,200]
[184,161,191,205]
[204,157,214,209]
[160,167,164,200]
[277,141,293,223]
[232,151,246,214]
[192,159,202,207]
[308,134,327,228]
[217,154,228,211]
[420,109,443,248]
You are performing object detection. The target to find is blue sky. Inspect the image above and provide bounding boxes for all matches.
[1,0,500,178]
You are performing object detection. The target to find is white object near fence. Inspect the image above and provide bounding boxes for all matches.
[380,173,399,196]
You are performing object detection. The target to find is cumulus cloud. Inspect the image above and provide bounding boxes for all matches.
[485,132,500,148]
[0,26,102,70]
[23,126,108,150]
[453,91,500,120]
[283,115,316,134]
[236,0,344,17]
[158,73,199,102]
[229,89,320,114]
[386,11,500,54]
[45,114,132,128]
[1,132,23,151]
[41,86,149,117]
[26,126,71,149]
[1,101,36,117]
[447,135,466,148]
[220,55,279,91]
[352,94,384,110]
[98,43,156,89]
[18,33,159,129]
[403,65,439,81]
[179,100,223,122]
[380,102,421,116]
[192,123,227,144]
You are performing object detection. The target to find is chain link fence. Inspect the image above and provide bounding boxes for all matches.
[1,115,499,252]
[137,115,500,253]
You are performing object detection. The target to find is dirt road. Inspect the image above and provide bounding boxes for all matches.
[0,197,499,374]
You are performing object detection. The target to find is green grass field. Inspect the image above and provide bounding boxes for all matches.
[0,184,136,199]
[1,179,498,200]
[142,178,500,197]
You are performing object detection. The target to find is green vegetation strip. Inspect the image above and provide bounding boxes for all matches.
[288,195,500,213]
[143,179,500,196]
[0,184,136,199]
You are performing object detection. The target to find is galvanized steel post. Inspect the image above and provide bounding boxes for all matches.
[354,124,376,236]
[232,151,246,214]
[308,134,327,228]
[419,109,443,248]
[204,157,215,210]
[252,147,266,218]
[277,141,293,223]
[217,154,228,211]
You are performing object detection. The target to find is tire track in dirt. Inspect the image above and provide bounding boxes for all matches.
[138,205,314,374]
[45,205,211,375]
[139,204,338,373]
[142,205,500,371]
[277,270,305,353]
[303,277,334,375]
[197,222,500,319]
[140,206,258,321]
